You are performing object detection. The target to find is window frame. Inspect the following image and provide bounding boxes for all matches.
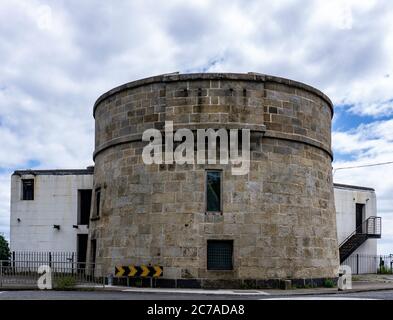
[206,240,234,271]
[21,179,34,201]
[90,238,97,265]
[95,187,101,218]
[205,170,223,215]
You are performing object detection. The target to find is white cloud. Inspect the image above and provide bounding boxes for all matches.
[0,173,10,238]
[333,120,393,254]
[333,120,393,157]
[0,0,393,254]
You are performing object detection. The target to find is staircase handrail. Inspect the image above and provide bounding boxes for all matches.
[339,216,381,248]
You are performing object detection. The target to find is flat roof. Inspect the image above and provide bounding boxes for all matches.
[13,167,94,176]
[333,183,375,192]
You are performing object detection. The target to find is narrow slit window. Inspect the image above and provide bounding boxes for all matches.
[91,239,97,265]
[22,179,34,200]
[95,188,101,217]
[206,171,222,213]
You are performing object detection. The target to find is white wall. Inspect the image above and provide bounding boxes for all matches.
[10,173,93,253]
[334,185,378,256]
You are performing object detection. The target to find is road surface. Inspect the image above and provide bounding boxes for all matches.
[1,289,393,300]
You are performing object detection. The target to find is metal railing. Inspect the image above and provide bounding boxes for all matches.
[11,251,76,262]
[339,216,382,248]
[0,260,105,288]
[9,251,77,273]
[341,254,393,275]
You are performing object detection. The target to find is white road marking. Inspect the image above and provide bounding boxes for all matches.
[122,288,269,296]
[262,297,377,300]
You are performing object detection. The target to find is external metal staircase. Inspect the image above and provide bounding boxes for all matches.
[339,216,381,263]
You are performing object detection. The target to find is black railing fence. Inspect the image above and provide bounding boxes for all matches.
[11,251,76,261]
[0,251,104,288]
[8,251,76,273]
[341,254,393,275]
[364,216,382,236]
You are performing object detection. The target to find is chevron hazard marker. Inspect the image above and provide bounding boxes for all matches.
[129,265,138,277]
[114,265,163,277]
[153,266,163,277]
[141,265,150,277]
[115,266,125,277]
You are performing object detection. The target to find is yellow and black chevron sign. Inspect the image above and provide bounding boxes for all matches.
[115,265,163,278]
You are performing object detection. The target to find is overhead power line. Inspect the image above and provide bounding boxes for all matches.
[333,161,393,175]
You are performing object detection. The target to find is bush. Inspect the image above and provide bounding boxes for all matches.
[322,279,335,288]
[55,276,77,290]
[0,234,10,261]
[378,266,393,274]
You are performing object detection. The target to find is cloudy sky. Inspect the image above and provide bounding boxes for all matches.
[1,0,393,254]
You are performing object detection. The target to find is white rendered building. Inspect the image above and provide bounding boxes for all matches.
[10,168,94,264]
[334,183,381,273]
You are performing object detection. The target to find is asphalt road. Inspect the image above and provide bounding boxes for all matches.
[1,289,393,300]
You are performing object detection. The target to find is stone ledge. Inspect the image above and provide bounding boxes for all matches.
[92,123,266,160]
[263,130,333,160]
[93,73,333,117]
[93,126,332,160]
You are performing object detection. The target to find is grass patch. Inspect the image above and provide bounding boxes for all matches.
[322,279,335,288]
[378,266,393,274]
[54,276,77,290]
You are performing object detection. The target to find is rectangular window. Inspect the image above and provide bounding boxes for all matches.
[78,190,92,225]
[207,240,233,270]
[22,179,34,200]
[206,171,222,213]
[90,239,97,265]
[95,188,101,217]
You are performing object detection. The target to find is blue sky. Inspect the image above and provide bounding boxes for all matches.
[1,0,393,254]
[332,105,393,162]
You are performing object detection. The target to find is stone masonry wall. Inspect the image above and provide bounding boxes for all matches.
[88,73,339,288]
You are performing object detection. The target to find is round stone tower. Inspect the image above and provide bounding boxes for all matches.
[88,73,339,288]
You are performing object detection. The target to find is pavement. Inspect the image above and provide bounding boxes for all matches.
[99,281,393,298]
[1,288,393,300]
[98,273,393,296]
[1,274,393,300]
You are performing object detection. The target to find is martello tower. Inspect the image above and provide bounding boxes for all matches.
[88,73,339,288]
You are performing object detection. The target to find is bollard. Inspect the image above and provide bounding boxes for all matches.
[107,274,113,286]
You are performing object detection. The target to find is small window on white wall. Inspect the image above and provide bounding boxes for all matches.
[22,179,34,200]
